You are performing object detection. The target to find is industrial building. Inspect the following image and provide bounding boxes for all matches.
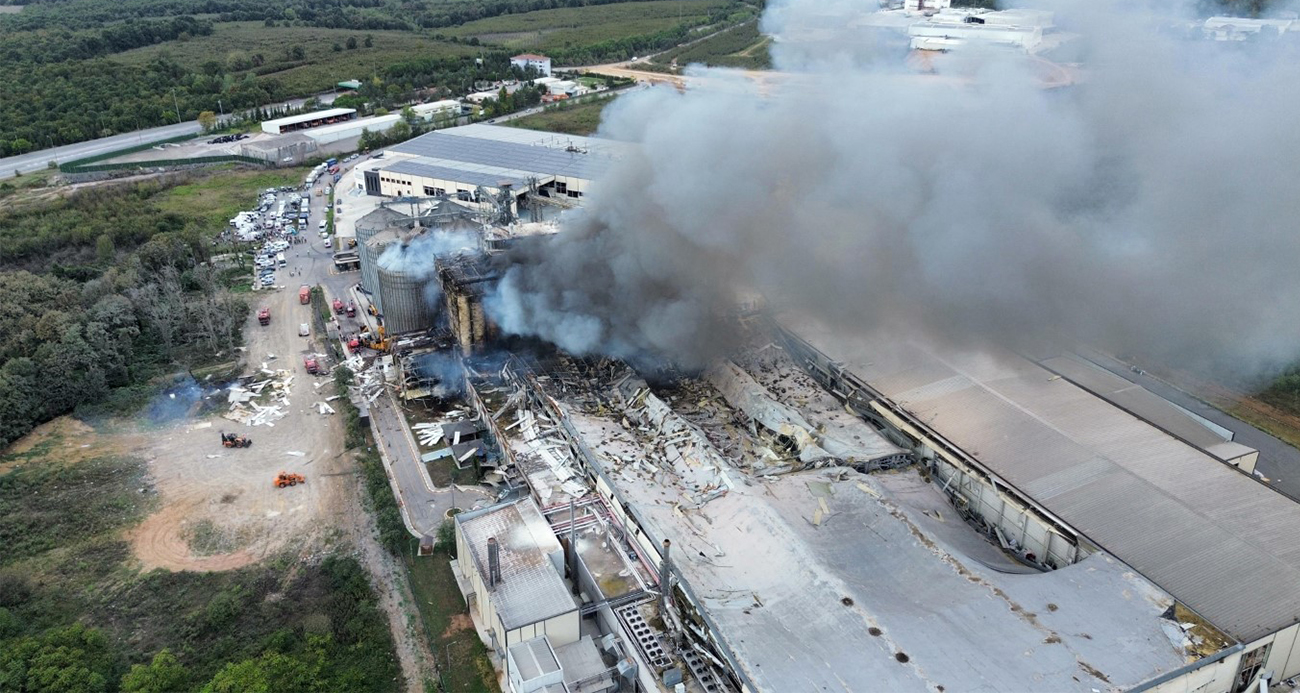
[410,100,462,122]
[303,113,401,145]
[354,124,630,213]
[344,124,1300,693]
[511,53,553,76]
[260,107,357,135]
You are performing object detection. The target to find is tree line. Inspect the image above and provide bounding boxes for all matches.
[0,181,248,449]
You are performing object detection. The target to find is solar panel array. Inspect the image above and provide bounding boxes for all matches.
[390,132,611,179]
[383,159,524,189]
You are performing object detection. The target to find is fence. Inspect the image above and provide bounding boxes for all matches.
[59,132,271,175]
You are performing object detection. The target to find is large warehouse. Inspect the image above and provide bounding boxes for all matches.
[354,124,630,212]
[776,317,1300,693]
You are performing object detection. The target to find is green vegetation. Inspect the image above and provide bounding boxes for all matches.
[113,22,476,102]
[403,544,496,691]
[505,96,615,136]
[0,171,283,449]
[0,447,401,692]
[650,19,770,69]
[334,366,408,553]
[444,0,728,53]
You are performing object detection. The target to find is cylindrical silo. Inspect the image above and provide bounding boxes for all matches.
[362,229,400,314]
[377,263,434,335]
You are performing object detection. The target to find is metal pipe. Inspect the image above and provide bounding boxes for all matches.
[487,536,500,587]
[569,499,579,596]
[659,539,671,615]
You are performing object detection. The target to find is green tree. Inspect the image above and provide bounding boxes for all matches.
[332,43,342,52]
[121,650,188,693]
[364,35,373,48]
[400,105,417,124]
[201,651,319,693]
[290,46,305,60]
[198,111,217,132]
[0,624,120,693]
[95,234,115,263]
[346,37,358,50]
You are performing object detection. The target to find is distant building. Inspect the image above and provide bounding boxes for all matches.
[337,79,362,91]
[261,107,357,135]
[511,53,552,77]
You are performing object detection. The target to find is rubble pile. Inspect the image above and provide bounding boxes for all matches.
[224,368,293,427]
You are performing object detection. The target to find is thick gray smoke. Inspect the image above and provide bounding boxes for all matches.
[377,230,479,307]
[487,0,1300,379]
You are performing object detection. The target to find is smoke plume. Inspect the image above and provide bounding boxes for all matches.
[487,0,1300,379]
[377,230,479,309]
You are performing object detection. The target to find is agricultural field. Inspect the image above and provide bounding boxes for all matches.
[651,18,771,69]
[505,96,615,136]
[113,22,476,97]
[442,0,729,54]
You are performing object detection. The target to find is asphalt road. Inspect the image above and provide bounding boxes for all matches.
[1,91,338,178]
[278,158,488,537]
[1077,348,1300,498]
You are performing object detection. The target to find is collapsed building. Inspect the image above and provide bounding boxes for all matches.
[355,125,1300,693]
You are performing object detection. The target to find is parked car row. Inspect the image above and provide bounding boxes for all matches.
[208,133,249,144]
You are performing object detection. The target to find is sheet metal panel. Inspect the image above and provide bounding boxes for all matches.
[791,320,1300,642]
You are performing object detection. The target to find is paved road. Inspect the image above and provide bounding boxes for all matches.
[281,157,490,537]
[0,91,338,178]
[1077,348,1300,498]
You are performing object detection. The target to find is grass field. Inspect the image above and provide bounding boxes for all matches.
[0,429,400,690]
[403,545,496,692]
[113,22,475,96]
[153,166,308,231]
[505,96,615,136]
[442,0,727,53]
[651,19,770,69]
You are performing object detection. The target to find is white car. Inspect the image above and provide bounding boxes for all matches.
[324,238,332,249]
[299,323,310,337]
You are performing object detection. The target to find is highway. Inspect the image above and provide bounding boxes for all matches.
[0,91,337,178]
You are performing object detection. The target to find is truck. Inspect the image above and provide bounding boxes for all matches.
[304,355,320,375]
[257,307,271,325]
[345,302,356,317]
[332,298,345,314]
[276,252,286,267]
[299,285,311,304]
[325,158,337,166]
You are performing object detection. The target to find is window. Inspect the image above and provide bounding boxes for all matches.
[1235,644,1270,692]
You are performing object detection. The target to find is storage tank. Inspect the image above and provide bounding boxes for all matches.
[355,207,406,298]
[362,229,402,314]
[376,260,435,335]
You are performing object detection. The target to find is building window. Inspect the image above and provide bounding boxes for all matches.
[555,182,567,193]
[424,186,437,196]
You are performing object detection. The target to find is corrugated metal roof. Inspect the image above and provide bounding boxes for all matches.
[390,129,614,180]
[383,159,524,190]
[1041,355,1258,464]
[791,321,1300,642]
[458,500,577,630]
[262,107,356,128]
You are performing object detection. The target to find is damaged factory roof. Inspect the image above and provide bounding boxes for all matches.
[785,317,1300,644]
[457,499,578,630]
[560,398,1190,692]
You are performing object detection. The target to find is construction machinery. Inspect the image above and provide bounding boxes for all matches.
[367,303,378,317]
[345,302,357,317]
[220,431,252,448]
[257,307,271,326]
[273,471,305,488]
[358,325,389,352]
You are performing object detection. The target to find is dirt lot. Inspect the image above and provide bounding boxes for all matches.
[127,281,344,572]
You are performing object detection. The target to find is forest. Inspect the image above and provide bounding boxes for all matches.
[0,179,255,449]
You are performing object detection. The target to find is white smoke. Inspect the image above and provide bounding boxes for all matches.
[487,0,1300,379]
[377,229,480,311]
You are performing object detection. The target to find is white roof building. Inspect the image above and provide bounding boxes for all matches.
[260,107,357,135]
[511,53,553,77]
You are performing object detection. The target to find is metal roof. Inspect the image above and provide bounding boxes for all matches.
[390,130,614,180]
[306,113,399,138]
[1040,354,1258,464]
[383,159,524,190]
[457,499,577,630]
[790,321,1300,643]
[509,637,560,682]
[262,107,356,128]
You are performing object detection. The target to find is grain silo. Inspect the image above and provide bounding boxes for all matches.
[355,206,408,300]
[363,229,403,314]
[377,259,434,335]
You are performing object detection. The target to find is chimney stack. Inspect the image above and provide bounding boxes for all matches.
[659,539,672,615]
[487,536,501,588]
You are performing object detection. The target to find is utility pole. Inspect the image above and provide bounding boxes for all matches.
[218,99,225,120]
[172,87,182,124]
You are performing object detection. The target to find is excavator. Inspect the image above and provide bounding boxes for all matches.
[358,324,389,352]
[273,471,305,488]
[220,431,252,448]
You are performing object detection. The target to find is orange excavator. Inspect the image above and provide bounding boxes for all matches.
[273,472,305,488]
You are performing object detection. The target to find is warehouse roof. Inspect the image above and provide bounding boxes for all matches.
[262,107,356,129]
[383,159,525,190]
[457,499,577,630]
[390,129,616,180]
[787,318,1300,643]
[305,113,400,140]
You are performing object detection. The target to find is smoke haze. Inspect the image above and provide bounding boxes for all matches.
[487,0,1300,379]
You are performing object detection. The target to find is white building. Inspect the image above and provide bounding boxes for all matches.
[410,100,461,122]
[303,114,401,145]
[260,107,357,135]
[1203,16,1297,41]
[511,53,552,77]
[908,8,1053,52]
[545,80,579,97]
